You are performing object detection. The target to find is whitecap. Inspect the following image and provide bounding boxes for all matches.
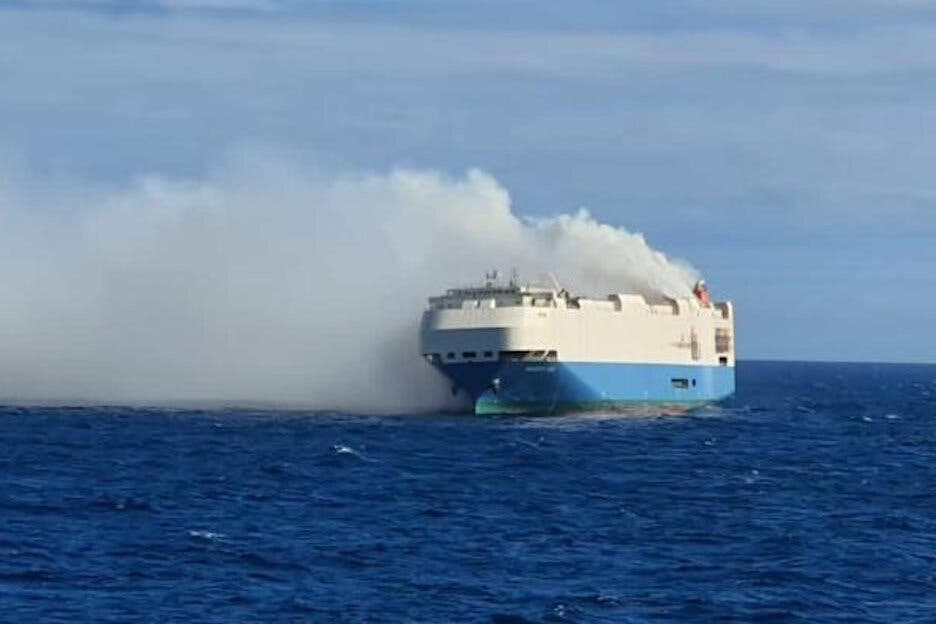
[331,443,379,463]
[189,530,224,540]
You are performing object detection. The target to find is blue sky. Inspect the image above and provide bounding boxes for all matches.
[2,0,935,363]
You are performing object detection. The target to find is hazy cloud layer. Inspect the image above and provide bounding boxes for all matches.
[1,1,935,364]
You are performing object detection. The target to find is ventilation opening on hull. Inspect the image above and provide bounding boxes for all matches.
[719,356,728,366]
[715,328,732,354]
[499,350,558,362]
[671,378,689,389]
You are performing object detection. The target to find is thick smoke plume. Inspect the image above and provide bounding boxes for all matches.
[0,158,699,410]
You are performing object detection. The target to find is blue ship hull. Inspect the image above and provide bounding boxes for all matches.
[437,361,735,415]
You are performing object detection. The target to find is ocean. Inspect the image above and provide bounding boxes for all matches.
[1,360,934,623]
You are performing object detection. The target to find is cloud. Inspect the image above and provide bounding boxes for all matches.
[156,0,281,11]
[6,1,936,76]
[2,0,283,14]
[2,1,935,365]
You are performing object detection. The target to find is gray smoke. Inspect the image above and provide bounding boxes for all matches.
[0,156,700,410]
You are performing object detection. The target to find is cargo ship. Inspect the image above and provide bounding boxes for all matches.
[420,273,735,415]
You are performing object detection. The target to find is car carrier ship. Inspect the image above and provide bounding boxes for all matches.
[420,273,735,415]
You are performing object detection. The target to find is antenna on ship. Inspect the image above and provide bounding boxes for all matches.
[548,272,562,291]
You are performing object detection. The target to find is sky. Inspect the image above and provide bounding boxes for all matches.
[1,0,935,368]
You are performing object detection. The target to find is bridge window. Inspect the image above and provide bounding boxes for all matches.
[446,352,455,360]
[462,351,477,359]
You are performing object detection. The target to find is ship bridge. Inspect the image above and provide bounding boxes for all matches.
[428,282,731,320]
[428,283,569,311]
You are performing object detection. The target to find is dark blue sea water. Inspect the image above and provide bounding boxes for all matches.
[2,361,935,623]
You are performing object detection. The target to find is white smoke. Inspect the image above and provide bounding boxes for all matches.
[0,157,700,410]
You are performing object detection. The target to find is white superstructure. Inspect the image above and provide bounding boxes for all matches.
[421,280,735,368]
